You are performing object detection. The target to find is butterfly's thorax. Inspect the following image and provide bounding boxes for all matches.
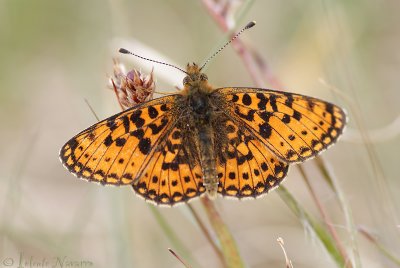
[181,64,219,197]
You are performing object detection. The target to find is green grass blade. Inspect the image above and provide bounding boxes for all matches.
[186,204,226,266]
[359,227,400,266]
[201,197,244,268]
[149,205,201,268]
[315,157,361,268]
[277,186,346,267]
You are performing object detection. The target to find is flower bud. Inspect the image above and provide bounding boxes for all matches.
[109,59,155,110]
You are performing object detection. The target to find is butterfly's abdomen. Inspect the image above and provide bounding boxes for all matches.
[189,89,218,197]
[197,125,218,198]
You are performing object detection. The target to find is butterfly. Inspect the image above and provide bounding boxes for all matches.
[59,22,346,206]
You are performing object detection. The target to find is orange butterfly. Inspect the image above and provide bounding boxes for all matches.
[60,22,346,206]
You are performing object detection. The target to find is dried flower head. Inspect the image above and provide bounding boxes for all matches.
[109,58,155,110]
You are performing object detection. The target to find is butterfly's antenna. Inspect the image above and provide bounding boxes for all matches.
[119,48,188,75]
[199,21,256,71]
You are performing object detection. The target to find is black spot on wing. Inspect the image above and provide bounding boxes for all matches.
[259,123,272,139]
[242,93,252,105]
[293,110,302,121]
[325,102,334,114]
[106,119,118,131]
[284,93,294,108]
[256,93,268,110]
[269,95,278,112]
[122,116,130,133]
[160,104,168,111]
[259,112,272,122]
[131,129,144,139]
[138,138,151,154]
[148,106,159,119]
[130,110,145,128]
[148,118,169,135]
[104,135,113,146]
[231,94,239,102]
[115,137,127,147]
[282,114,291,123]
[234,107,255,121]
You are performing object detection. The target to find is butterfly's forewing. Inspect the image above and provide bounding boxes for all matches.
[60,95,178,185]
[212,87,346,163]
[132,126,206,206]
[216,118,288,198]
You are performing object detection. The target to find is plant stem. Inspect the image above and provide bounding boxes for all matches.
[187,203,227,268]
[149,206,201,267]
[359,227,400,266]
[277,186,346,267]
[201,197,245,268]
[298,165,352,268]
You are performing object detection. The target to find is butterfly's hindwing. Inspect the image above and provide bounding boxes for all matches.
[212,87,346,163]
[215,117,289,198]
[132,123,206,206]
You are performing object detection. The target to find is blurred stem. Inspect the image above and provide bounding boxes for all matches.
[149,206,201,267]
[168,248,192,268]
[320,4,400,259]
[298,165,352,268]
[277,237,294,268]
[1,129,39,228]
[202,0,229,31]
[187,204,227,267]
[314,157,335,189]
[202,0,282,89]
[314,157,362,268]
[201,197,245,268]
[277,186,346,267]
[234,0,255,25]
[359,227,400,266]
[201,0,264,86]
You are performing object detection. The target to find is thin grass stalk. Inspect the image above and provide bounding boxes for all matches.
[318,79,400,263]
[1,129,39,227]
[168,248,192,268]
[187,204,227,267]
[201,0,264,86]
[297,165,352,267]
[358,227,400,266]
[277,186,346,267]
[201,197,245,268]
[149,206,201,267]
[314,157,334,190]
[277,237,294,268]
[320,0,399,231]
[314,157,362,268]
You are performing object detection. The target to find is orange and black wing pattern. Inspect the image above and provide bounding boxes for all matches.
[132,125,206,206]
[59,95,177,185]
[213,87,346,163]
[216,118,288,198]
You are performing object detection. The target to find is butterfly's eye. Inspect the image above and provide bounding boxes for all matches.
[183,76,191,85]
[200,73,208,81]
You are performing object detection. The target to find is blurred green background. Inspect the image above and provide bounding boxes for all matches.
[1,0,399,267]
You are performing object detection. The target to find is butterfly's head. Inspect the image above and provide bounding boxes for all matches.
[183,63,209,87]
